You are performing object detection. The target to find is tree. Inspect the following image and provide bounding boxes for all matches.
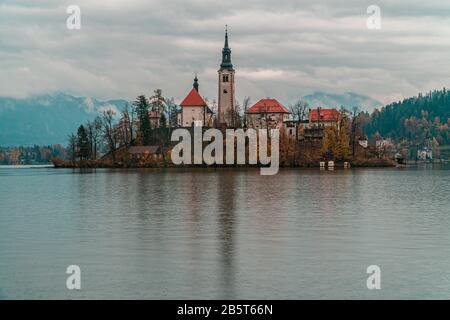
[321,111,351,161]
[76,125,90,161]
[350,106,363,159]
[117,103,136,146]
[67,133,77,162]
[101,109,118,163]
[337,117,351,160]
[364,88,450,154]
[230,102,243,128]
[86,117,103,160]
[289,99,309,121]
[166,97,179,128]
[149,89,166,113]
[242,96,251,128]
[133,95,152,145]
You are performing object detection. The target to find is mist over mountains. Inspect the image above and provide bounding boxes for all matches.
[301,92,382,112]
[0,91,381,146]
[0,93,127,146]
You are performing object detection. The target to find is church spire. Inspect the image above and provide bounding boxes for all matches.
[193,74,199,91]
[220,25,233,70]
[224,25,229,49]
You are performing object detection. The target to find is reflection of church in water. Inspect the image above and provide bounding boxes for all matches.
[177,27,236,128]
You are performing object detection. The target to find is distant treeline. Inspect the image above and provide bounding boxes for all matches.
[364,88,450,147]
[0,145,67,165]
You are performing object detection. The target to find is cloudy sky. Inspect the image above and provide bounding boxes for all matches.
[1,0,450,105]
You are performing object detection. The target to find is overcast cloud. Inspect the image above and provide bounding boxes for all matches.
[1,0,450,105]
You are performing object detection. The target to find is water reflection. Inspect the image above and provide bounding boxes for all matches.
[216,171,237,298]
[1,166,450,299]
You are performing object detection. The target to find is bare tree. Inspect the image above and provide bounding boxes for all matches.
[86,116,103,160]
[230,102,243,128]
[289,99,309,121]
[67,133,77,162]
[350,106,363,160]
[242,96,251,128]
[101,109,118,163]
[166,97,178,128]
[118,103,136,146]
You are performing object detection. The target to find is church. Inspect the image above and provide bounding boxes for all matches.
[177,27,291,129]
[178,27,236,128]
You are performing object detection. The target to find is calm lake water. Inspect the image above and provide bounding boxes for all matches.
[1,165,450,299]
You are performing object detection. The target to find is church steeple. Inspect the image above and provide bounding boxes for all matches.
[224,25,229,48]
[193,74,199,91]
[218,25,236,126]
[220,25,233,70]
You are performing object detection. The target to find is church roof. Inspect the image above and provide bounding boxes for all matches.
[246,98,291,114]
[180,88,207,107]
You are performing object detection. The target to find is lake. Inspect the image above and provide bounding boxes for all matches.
[1,165,450,299]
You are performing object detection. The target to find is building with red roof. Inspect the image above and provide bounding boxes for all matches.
[178,76,213,127]
[308,108,340,127]
[245,98,291,129]
[246,98,291,114]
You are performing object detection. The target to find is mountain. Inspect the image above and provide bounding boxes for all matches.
[301,92,382,112]
[0,93,127,146]
[0,91,382,146]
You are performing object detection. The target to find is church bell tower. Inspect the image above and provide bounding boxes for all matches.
[218,26,235,126]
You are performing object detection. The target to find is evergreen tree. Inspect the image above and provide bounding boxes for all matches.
[76,125,90,160]
[133,95,152,145]
[365,88,450,147]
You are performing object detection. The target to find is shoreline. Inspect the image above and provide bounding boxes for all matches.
[51,158,397,169]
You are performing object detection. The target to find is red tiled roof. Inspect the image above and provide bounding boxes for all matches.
[180,88,207,107]
[245,98,290,114]
[309,108,340,122]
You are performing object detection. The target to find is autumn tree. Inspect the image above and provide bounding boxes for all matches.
[321,112,351,161]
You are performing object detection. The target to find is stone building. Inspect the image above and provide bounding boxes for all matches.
[245,98,291,130]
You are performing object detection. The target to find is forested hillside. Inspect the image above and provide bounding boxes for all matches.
[365,89,450,147]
